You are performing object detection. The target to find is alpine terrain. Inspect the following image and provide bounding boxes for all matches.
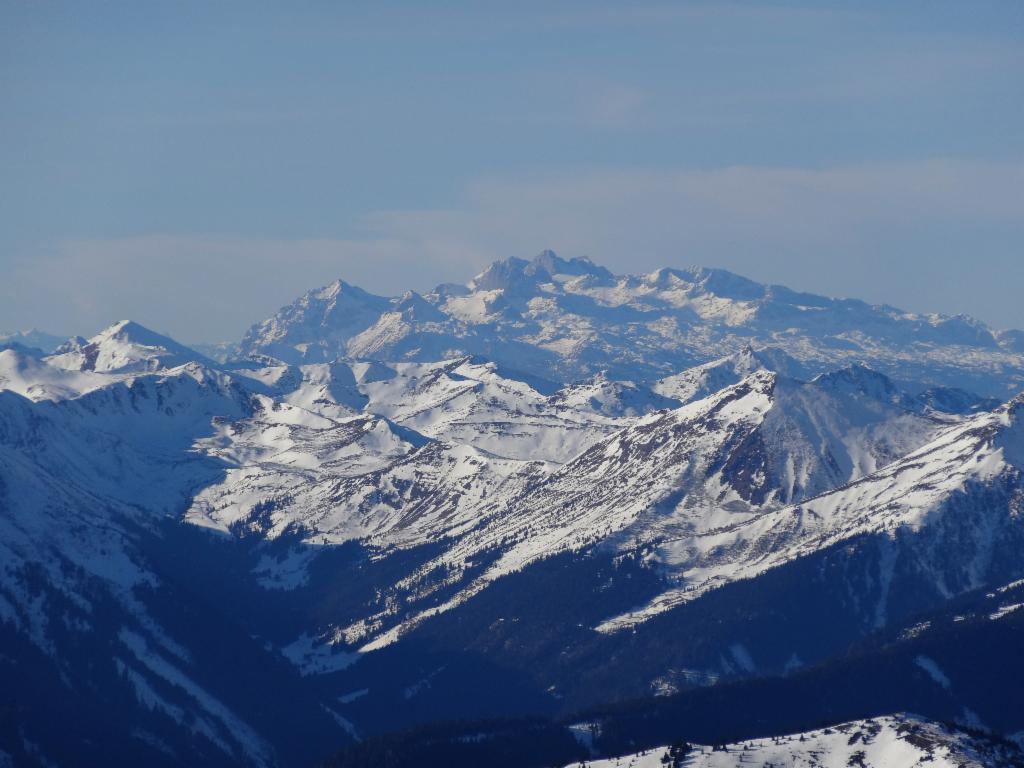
[2,253,1024,768]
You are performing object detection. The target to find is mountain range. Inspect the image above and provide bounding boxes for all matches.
[2,252,1023,767]
[233,250,1024,396]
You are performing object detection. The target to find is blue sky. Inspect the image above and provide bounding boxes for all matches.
[1,1,1022,341]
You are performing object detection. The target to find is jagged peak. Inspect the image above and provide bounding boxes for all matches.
[528,249,614,280]
[644,265,767,301]
[52,335,89,354]
[730,343,762,368]
[704,367,779,402]
[313,278,349,300]
[308,279,389,306]
[812,361,895,387]
[467,257,533,292]
[237,278,392,361]
[394,289,441,314]
[637,368,780,434]
[105,318,138,333]
[43,319,211,373]
[469,251,616,291]
[743,366,781,391]
[693,344,792,376]
[87,321,210,360]
[532,248,559,265]
[93,319,171,344]
[643,266,688,286]
[430,281,471,299]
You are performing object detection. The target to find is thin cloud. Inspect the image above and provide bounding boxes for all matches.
[3,159,1022,341]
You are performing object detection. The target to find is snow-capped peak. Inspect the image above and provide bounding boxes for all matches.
[653,345,803,405]
[467,256,537,293]
[811,362,908,405]
[44,320,212,373]
[392,290,447,322]
[314,278,351,300]
[529,249,614,281]
[237,279,392,364]
[231,254,1024,396]
[641,265,764,300]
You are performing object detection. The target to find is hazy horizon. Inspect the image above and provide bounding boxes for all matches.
[2,1,1022,342]
[7,249,1024,346]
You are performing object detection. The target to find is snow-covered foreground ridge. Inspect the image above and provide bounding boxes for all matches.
[331,372,1024,649]
[594,391,1024,631]
[563,714,1024,768]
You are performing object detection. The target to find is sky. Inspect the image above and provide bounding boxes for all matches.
[1,0,1022,342]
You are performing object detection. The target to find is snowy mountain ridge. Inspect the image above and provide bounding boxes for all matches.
[561,714,1024,768]
[327,367,1000,650]
[596,390,1024,631]
[236,252,1024,397]
[6,317,1022,657]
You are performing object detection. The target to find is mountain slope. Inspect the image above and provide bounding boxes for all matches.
[327,367,954,649]
[563,715,1024,768]
[0,375,349,766]
[0,345,116,401]
[597,391,1024,630]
